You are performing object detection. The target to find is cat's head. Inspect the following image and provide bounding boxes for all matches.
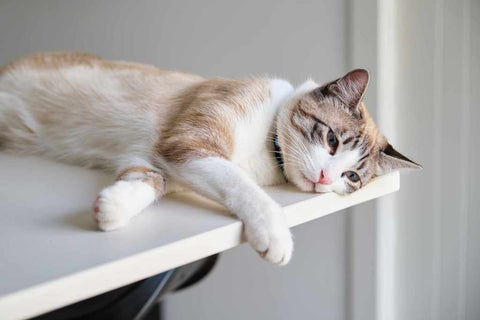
[277,69,421,195]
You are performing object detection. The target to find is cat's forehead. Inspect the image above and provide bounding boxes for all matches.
[293,93,363,132]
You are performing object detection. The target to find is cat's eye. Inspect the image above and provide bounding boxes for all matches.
[326,129,338,154]
[344,171,360,183]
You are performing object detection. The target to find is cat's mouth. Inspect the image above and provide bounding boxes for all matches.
[301,173,334,193]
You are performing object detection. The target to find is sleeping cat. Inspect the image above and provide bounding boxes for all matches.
[0,52,420,265]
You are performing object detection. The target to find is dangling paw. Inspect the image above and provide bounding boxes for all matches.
[245,205,294,265]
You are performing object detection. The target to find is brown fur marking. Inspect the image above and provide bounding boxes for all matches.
[158,78,269,163]
[117,166,166,196]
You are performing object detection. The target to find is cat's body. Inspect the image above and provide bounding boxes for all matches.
[0,52,420,265]
[0,53,289,188]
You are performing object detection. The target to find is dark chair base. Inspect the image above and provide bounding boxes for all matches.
[31,255,218,320]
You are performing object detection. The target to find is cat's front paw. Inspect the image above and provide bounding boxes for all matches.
[93,180,156,231]
[245,205,293,265]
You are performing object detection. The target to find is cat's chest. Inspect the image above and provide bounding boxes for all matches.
[230,79,293,186]
[231,131,284,186]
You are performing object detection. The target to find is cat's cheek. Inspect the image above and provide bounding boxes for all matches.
[331,179,348,195]
[283,166,314,192]
[293,175,315,192]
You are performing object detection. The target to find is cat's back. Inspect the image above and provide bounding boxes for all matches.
[1,52,105,73]
[0,52,204,168]
[0,52,205,131]
[0,52,204,101]
[0,51,201,78]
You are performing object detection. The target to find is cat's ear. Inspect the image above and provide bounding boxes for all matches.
[314,69,369,118]
[376,144,422,175]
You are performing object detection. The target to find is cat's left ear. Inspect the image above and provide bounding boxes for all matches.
[314,69,369,118]
[376,144,422,175]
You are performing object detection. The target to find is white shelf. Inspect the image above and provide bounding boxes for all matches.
[0,154,399,319]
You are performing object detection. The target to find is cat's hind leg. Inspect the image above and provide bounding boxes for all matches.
[93,167,166,231]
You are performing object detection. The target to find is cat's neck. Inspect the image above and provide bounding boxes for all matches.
[233,79,319,186]
[266,79,319,184]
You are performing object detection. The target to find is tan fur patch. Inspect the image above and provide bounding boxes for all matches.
[117,166,153,180]
[1,52,162,74]
[117,166,166,196]
[0,52,103,74]
[157,78,270,163]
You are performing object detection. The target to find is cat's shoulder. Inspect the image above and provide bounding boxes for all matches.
[185,77,293,113]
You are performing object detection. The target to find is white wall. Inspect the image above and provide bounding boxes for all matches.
[0,1,352,319]
[376,0,480,319]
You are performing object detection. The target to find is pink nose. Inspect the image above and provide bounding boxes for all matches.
[317,170,333,185]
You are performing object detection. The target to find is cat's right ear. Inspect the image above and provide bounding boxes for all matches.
[376,144,422,175]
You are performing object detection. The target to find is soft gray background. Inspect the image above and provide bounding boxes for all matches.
[0,1,351,319]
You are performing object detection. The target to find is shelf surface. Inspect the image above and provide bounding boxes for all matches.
[0,154,399,319]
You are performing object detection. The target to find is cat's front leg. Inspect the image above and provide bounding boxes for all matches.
[171,157,293,265]
[94,167,166,231]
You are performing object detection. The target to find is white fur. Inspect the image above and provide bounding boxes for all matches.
[293,79,318,96]
[231,79,294,185]
[95,180,156,231]
[0,67,157,171]
[276,80,318,190]
[171,157,293,265]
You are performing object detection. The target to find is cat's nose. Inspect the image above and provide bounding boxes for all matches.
[317,170,333,185]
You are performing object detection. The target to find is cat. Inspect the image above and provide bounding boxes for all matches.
[0,52,421,265]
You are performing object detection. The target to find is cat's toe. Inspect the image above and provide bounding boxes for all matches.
[246,212,294,265]
[92,181,141,231]
[261,226,293,265]
[93,194,132,232]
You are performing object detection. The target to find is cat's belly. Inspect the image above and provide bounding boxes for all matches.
[0,70,159,172]
[38,116,156,171]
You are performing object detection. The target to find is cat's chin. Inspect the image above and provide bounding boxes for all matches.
[290,173,334,194]
[291,173,346,195]
[294,172,331,193]
[294,182,334,194]
[314,184,333,193]
[295,182,315,193]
